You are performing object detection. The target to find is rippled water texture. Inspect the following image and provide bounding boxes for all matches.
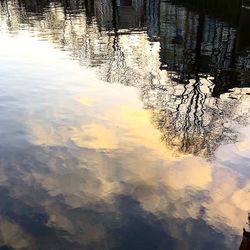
[0,0,250,249]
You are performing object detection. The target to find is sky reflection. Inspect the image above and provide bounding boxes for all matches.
[0,0,250,249]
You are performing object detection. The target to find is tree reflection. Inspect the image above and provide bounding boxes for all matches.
[104,0,127,83]
[145,1,250,156]
[1,0,250,157]
[144,82,243,157]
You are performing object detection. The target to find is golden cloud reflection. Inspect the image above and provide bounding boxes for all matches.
[71,124,119,150]
[22,83,250,248]
[75,96,95,106]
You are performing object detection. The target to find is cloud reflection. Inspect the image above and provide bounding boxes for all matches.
[0,0,249,249]
[21,84,250,249]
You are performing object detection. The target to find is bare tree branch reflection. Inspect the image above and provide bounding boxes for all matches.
[1,0,250,158]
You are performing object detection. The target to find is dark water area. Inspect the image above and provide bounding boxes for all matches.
[0,0,250,249]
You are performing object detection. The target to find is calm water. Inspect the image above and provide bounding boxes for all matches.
[0,0,250,249]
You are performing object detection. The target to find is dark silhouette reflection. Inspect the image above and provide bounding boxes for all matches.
[104,0,127,83]
[146,2,249,156]
[159,1,250,96]
[154,1,250,156]
[239,213,250,250]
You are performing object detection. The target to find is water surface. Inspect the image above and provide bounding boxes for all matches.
[0,0,250,249]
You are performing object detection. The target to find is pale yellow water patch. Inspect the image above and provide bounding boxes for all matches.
[75,96,95,106]
[104,105,178,158]
[163,157,212,190]
[71,124,119,150]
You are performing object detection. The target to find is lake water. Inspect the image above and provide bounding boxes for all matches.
[0,0,250,249]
